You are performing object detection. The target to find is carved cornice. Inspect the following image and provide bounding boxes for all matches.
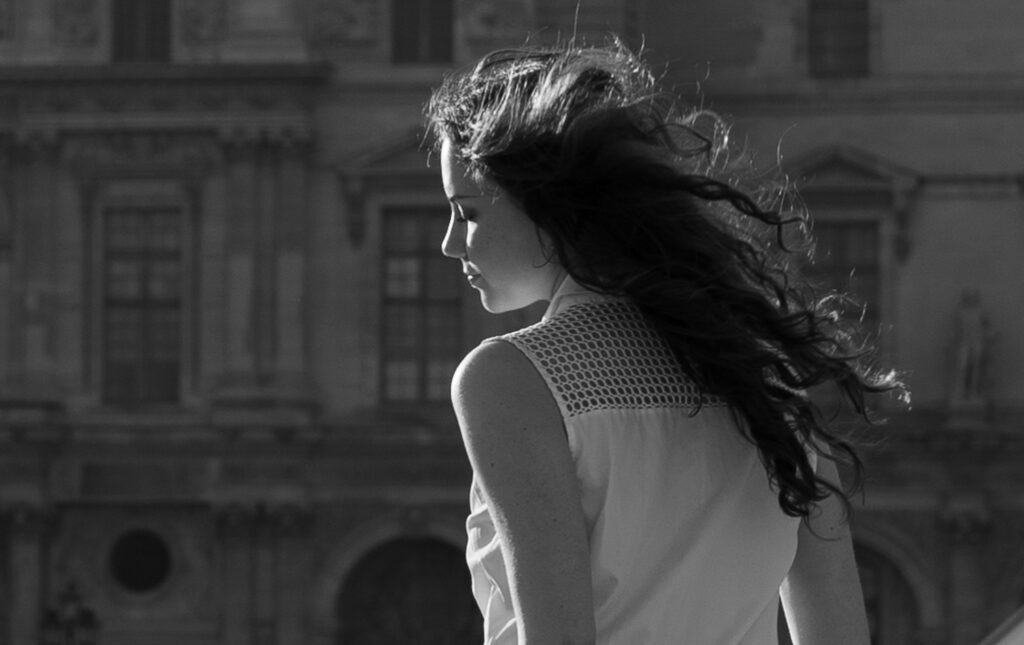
[62,132,222,178]
[0,62,332,140]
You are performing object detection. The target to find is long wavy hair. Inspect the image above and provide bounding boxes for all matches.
[426,40,906,520]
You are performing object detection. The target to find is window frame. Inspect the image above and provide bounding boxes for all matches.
[807,0,871,79]
[111,0,172,64]
[390,0,455,65]
[86,181,198,410]
[377,202,465,406]
[799,187,896,358]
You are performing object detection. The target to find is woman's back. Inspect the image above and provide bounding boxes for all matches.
[467,279,805,644]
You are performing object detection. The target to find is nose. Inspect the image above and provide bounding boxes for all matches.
[441,216,464,259]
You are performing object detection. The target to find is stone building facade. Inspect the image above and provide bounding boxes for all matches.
[0,1,1021,644]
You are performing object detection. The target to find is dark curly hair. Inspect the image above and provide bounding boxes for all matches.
[426,40,907,521]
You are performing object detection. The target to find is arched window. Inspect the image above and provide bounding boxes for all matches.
[337,537,482,644]
[857,543,920,644]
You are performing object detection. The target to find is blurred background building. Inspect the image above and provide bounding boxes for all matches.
[0,0,1021,644]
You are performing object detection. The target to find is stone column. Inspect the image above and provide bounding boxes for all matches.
[218,504,255,645]
[223,139,258,382]
[0,146,11,386]
[255,143,277,381]
[17,136,59,397]
[941,499,991,645]
[272,504,312,645]
[21,0,55,63]
[274,138,309,386]
[8,505,49,645]
[253,507,276,645]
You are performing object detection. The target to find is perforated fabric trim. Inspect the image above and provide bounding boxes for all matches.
[500,300,727,418]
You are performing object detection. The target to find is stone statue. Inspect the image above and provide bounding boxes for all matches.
[950,289,992,405]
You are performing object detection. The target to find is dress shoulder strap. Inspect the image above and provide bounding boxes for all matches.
[495,300,725,419]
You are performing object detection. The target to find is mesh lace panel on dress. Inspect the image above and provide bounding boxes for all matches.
[503,301,727,417]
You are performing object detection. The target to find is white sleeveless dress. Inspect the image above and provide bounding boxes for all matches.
[465,278,806,645]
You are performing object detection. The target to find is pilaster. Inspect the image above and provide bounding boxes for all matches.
[217,504,256,645]
[7,504,52,645]
[941,496,992,645]
[223,137,259,380]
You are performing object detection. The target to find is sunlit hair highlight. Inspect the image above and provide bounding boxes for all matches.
[426,39,907,521]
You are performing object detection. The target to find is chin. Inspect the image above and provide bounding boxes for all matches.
[478,291,543,314]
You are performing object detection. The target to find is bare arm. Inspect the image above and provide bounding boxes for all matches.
[452,340,595,645]
[780,456,871,645]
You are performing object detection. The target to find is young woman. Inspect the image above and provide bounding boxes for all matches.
[428,41,903,645]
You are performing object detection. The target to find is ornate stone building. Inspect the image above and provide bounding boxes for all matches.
[0,1,1021,644]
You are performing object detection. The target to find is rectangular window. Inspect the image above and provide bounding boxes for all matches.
[102,206,183,406]
[808,0,869,78]
[806,220,880,330]
[391,0,454,64]
[112,0,171,63]
[381,207,462,403]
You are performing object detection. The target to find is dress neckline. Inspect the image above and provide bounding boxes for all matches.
[543,275,625,320]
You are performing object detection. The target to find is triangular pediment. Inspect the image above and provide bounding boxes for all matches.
[339,127,432,177]
[787,145,919,191]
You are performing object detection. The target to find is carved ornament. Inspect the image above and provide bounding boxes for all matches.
[310,0,380,46]
[53,0,99,47]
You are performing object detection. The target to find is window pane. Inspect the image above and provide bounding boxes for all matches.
[381,207,461,403]
[149,307,180,361]
[145,362,179,403]
[809,0,869,78]
[425,256,460,300]
[385,258,421,298]
[106,211,145,250]
[102,205,183,406]
[105,308,143,360]
[384,215,421,253]
[384,304,421,355]
[103,362,139,404]
[426,359,457,401]
[425,304,460,356]
[147,210,182,252]
[426,0,454,63]
[113,0,170,62]
[106,259,144,299]
[147,260,181,301]
[391,0,453,64]
[391,0,421,63]
[385,360,420,401]
[806,220,880,324]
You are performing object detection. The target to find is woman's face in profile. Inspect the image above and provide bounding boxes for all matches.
[439,139,563,313]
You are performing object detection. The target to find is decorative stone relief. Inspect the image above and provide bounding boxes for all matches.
[310,0,379,46]
[948,289,995,414]
[180,0,228,44]
[0,0,13,40]
[53,0,99,47]
[461,0,533,43]
[63,134,221,176]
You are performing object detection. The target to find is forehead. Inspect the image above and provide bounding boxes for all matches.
[440,139,478,197]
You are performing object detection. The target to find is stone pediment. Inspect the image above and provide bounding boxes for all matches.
[340,127,432,178]
[787,144,919,192]
[787,144,922,261]
[336,127,436,245]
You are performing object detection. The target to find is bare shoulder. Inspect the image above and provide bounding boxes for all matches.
[452,339,555,418]
[451,339,564,465]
